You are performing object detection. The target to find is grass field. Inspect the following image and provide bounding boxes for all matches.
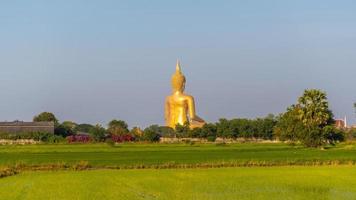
[2,143,356,199]
[1,166,356,200]
[1,143,356,168]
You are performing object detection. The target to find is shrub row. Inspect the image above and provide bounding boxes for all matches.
[0,167,18,178]
[0,132,63,143]
[3,159,356,173]
[66,134,91,143]
[111,134,135,143]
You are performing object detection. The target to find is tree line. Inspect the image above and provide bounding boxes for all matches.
[14,89,354,147]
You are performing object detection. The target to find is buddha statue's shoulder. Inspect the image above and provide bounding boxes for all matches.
[182,93,194,100]
[165,95,174,101]
[165,95,177,104]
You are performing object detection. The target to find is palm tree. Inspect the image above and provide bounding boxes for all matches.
[297,89,333,128]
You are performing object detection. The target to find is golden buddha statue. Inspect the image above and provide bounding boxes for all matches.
[165,61,206,129]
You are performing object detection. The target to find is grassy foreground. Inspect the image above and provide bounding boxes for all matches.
[1,143,356,168]
[0,166,355,200]
[2,143,356,199]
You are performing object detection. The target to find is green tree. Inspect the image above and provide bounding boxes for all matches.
[274,105,305,142]
[255,115,277,139]
[323,125,345,145]
[159,126,175,138]
[61,121,78,135]
[108,120,129,135]
[108,126,128,136]
[297,89,334,127]
[143,125,161,142]
[190,127,202,138]
[33,112,58,125]
[108,120,129,132]
[76,124,95,133]
[297,89,335,147]
[216,118,233,138]
[175,122,190,138]
[89,124,107,142]
[130,127,144,140]
[141,125,174,138]
[201,123,217,142]
[54,125,72,137]
[229,118,254,138]
[275,89,343,147]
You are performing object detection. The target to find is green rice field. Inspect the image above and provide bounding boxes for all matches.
[1,166,356,200]
[2,143,356,199]
[1,143,356,168]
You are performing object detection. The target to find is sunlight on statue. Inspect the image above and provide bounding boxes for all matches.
[165,60,206,129]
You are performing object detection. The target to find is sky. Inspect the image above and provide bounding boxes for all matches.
[0,0,355,127]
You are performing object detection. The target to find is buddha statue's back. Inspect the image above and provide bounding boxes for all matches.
[165,61,205,129]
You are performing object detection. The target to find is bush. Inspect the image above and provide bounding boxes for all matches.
[105,138,115,146]
[346,128,356,140]
[111,134,135,143]
[190,128,202,138]
[55,125,72,137]
[43,134,65,143]
[299,127,324,148]
[175,122,190,138]
[323,125,345,144]
[352,129,356,138]
[71,161,90,171]
[89,124,107,142]
[159,126,175,138]
[66,134,91,143]
[143,127,161,142]
[207,135,217,142]
[202,123,217,141]
[0,167,18,178]
[55,121,81,137]
[183,139,195,145]
[0,132,61,143]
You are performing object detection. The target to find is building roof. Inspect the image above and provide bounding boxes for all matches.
[0,121,54,127]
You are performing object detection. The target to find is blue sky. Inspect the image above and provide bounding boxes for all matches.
[0,0,355,127]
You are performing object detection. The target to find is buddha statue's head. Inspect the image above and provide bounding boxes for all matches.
[171,61,186,93]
